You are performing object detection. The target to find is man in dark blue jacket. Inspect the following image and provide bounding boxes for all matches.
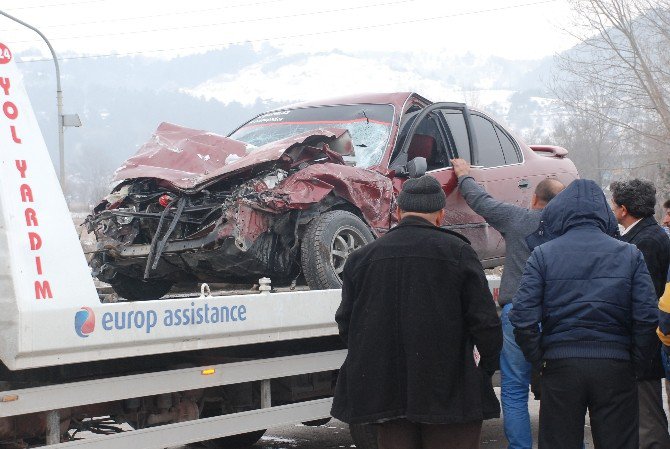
[509,179,659,449]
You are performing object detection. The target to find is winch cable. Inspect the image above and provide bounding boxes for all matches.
[151,197,187,271]
[143,197,180,279]
[143,199,173,279]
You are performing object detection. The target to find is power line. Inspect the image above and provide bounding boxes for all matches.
[6,0,420,44]
[15,0,559,63]
[6,0,104,11]
[0,0,289,31]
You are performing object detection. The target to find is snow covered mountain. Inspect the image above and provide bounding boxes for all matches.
[17,43,561,206]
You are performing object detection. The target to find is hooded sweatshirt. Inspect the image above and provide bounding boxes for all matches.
[509,179,658,366]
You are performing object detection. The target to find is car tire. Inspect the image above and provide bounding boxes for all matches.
[301,210,374,289]
[109,274,174,301]
[349,423,378,449]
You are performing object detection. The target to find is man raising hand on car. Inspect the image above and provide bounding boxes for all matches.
[451,158,564,449]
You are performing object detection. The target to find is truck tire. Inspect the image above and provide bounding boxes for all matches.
[350,423,378,449]
[302,417,331,426]
[199,401,266,448]
[202,429,266,449]
[109,274,174,301]
[301,210,374,289]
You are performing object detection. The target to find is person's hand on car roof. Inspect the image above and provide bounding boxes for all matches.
[451,158,471,178]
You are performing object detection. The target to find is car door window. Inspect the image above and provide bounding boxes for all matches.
[472,115,505,167]
[495,125,521,164]
[438,110,471,163]
[410,113,451,171]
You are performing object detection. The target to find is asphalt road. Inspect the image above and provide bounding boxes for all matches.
[81,385,669,449]
[191,388,597,449]
[250,419,523,449]
[247,385,670,449]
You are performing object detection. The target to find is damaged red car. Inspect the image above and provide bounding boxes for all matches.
[86,92,578,300]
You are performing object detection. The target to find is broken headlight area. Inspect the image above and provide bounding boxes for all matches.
[87,179,230,242]
[259,170,288,190]
[86,170,299,283]
[115,206,137,225]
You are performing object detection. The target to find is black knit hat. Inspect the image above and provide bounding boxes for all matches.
[397,175,446,213]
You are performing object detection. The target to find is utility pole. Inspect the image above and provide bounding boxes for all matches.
[0,9,81,192]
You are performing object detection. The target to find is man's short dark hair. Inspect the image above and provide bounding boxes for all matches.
[610,179,656,218]
[664,198,670,210]
[535,178,565,204]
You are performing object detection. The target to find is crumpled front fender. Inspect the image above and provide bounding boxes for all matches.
[264,163,394,235]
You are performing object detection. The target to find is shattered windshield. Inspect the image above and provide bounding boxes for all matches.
[229,104,394,168]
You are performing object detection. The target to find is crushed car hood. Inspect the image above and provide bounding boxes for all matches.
[113,122,353,191]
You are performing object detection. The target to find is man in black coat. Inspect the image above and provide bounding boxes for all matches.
[611,179,670,449]
[331,175,503,449]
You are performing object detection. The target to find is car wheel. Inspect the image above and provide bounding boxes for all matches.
[301,210,374,289]
[349,423,378,449]
[109,274,174,301]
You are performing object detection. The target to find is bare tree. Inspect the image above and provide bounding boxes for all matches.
[551,118,610,187]
[67,145,116,211]
[550,0,670,199]
[556,0,670,140]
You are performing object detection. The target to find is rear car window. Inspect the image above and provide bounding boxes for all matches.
[495,125,521,164]
[472,115,506,167]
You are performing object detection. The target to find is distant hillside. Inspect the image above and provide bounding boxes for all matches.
[16,43,561,207]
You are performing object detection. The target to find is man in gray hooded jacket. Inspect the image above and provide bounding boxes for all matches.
[452,158,564,449]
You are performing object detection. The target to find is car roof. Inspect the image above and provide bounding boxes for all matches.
[273,92,431,111]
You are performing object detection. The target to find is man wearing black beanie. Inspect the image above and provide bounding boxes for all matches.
[331,175,503,449]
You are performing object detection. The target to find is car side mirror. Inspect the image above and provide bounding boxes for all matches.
[406,157,427,178]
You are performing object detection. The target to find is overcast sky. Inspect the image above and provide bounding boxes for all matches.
[1,0,579,61]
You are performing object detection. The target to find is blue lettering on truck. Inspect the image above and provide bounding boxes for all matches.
[162,303,246,326]
[89,301,247,335]
[101,309,158,333]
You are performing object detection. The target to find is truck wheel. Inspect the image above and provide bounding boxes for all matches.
[109,274,174,301]
[200,402,266,448]
[301,210,374,289]
[202,429,266,449]
[302,417,331,426]
[350,423,378,449]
